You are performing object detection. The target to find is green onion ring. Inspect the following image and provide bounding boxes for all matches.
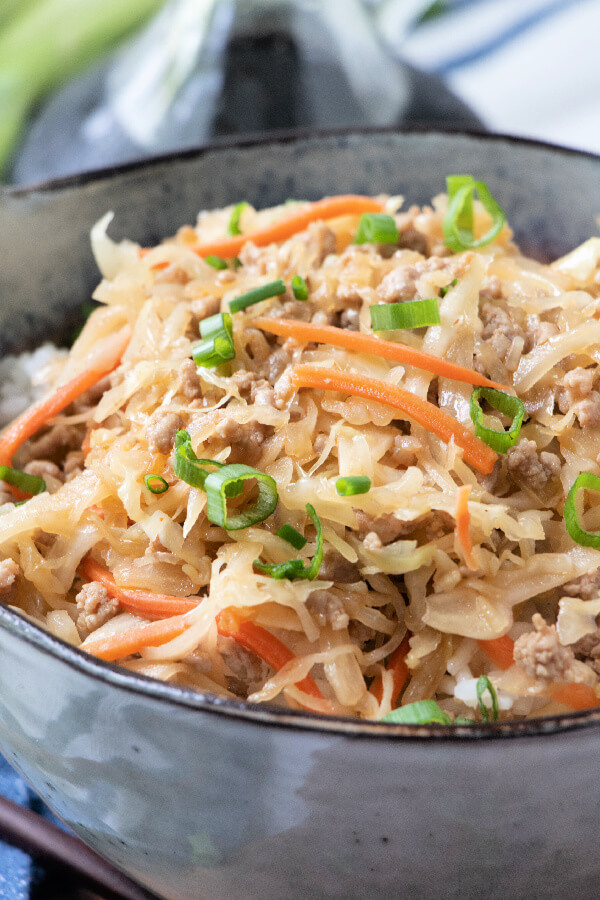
[469,387,525,453]
[291,275,309,301]
[276,523,307,550]
[354,213,399,245]
[564,472,600,548]
[228,280,287,314]
[370,298,440,331]
[255,503,323,580]
[192,312,235,368]
[476,675,499,722]
[228,201,248,236]
[173,430,225,490]
[205,463,278,530]
[381,699,452,725]
[0,465,46,496]
[204,255,228,270]
[144,474,169,495]
[335,475,372,496]
[443,175,506,252]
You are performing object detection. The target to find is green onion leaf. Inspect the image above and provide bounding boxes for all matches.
[355,213,399,245]
[0,465,46,496]
[192,312,235,368]
[470,387,525,453]
[564,472,600,548]
[231,257,242,270]
[173,430,225,490]
[291,275,309,301]
[228,280,287,314]
[204,255,228,270]
[228,201,248,236]
[276,523,307,550]
[443,175,506,252]
[476,675,499,722]
[440,278,458,297]
[204,463,278,530]
[255,503,323,580]
[453,716,476,725]
[335,475,371,496]
[370,298,441,331]
[144,474,169,495]
[381,700,452,725]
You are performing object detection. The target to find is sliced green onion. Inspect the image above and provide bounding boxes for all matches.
[453,716,476,725]
[443,175,506,252]
[192,312,235,368]
[144,474,169,495]
[228,280,286,314]
[276,523,307,550]
[381,700,452,725]
[173,430,225,490]
[370,298,440,331]
[335,475,371,496]
[470,387,525,453]
[228,201,248,236]
[440,278,458,297]
[355,213,399,245]
[0,465,46,496]
[291,275,308,301]
[231,257,242,270]
[204,463,278,531]
[564,472,600,548]
[205,255,228,270]
[476,675,499,722]
[254,503,323,580]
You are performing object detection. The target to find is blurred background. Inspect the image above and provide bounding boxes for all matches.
[2,0,599,186]
[0,0,599,898]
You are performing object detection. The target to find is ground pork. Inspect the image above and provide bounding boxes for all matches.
[306,590,349,630]
[71,376,111,414]
[480,302,525,361]
[0,558,19,595]
[23,460,64,492]
[146,411,182,454]
[557,367,600,427]
[506,438,561,491]
[257,338,298,382]
[571,628,600,675]
[513,613,581,682]
[219,635,272,697]
[563,568,600,600]
[356,509,454,545]
[75,581,119,636]
[299,221,336,267]
[479,275,504,301]
[336,308,360,331]
[179,358,202,400]
[319,550,360,584]
[190,295,221,321]
[397,225,427,255]
[0,484,14,508]
[22,424,82,465]
[377,256,459,303]
[63,450,85,481]
[215,416,268,465]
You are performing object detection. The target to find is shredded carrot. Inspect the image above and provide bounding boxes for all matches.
[0,363,120,469]
[478,635,515,671]
[291,365,498,475]
[543,682,599,711]
[254,318,506,391]
[372,634,411,706]
[82,614,191,662]
[455,485,478,571]
[79,557,197,618]
[143,195,383,261]
[217,608,323,699]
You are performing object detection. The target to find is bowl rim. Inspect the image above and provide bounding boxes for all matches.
[3,125,600,742]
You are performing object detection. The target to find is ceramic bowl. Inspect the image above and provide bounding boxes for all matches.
[1,131,600,900]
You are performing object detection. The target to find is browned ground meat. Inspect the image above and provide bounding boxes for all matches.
[258,338,298,382]
[563,568,600,600]
[557,367,600,427]
[480,303,524,361]
[319,550,360,584]
[299,221,336,266]
[179,359,202,400]
[215,417,268,465]
[506,438,561,491]
[398,225,428,255]
[75,581,120,635]
[513,613,581,682]
[71,376,111,414]
[23,460,64,491]
[306,590,349,630]
[337,308,360,330]
[356,509,454,545]
[377,256,458,303]
[571,628,600,675]
[146,411,182,454]
[22,424,82,465]
[63,451,85,482]
[0,558,19,595]
[219,635,272,697]
[190,296,221,321]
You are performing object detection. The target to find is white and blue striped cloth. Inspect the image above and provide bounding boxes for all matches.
[379,0,600,154]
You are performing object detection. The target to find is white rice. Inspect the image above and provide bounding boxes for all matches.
[0,344,67,428]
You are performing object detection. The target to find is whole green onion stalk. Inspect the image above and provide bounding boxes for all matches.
[0,0,164,179]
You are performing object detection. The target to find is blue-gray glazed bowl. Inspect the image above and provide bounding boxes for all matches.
[1,131,600,900]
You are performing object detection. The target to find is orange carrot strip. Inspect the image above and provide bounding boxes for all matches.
[79,557,197,618]
[180,195,383,259]
[455,485,478,571]
[0,364,118,469]
[291,365,498,475]
[478,635,515,671]
[254,317,506,391]
[372,634,411,706]
[217,608,323,699]
[543,682,599,711]
[82,614,191,662]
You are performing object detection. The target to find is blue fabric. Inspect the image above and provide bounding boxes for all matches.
[0,755,36,900]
